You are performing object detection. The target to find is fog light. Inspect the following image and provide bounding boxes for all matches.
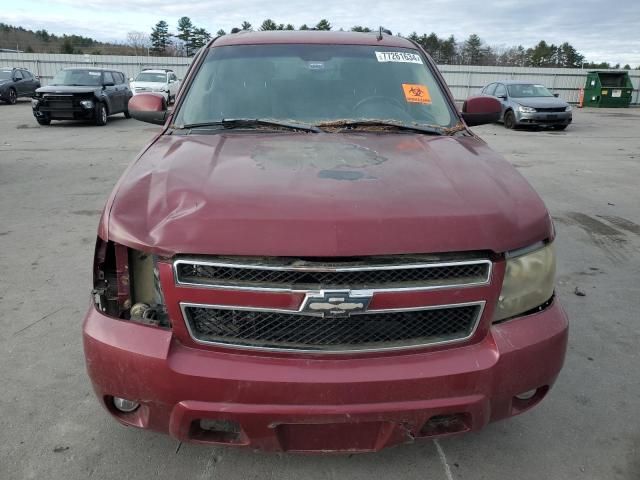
[113,397,139,412]
[80,100,94,109]
[515,389,537,401]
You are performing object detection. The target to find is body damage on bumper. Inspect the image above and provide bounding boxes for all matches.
[83,298,568,452]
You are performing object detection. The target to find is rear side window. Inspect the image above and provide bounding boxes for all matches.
[13,70,23,80]
[484,83,496,95]
[103,72,115,84]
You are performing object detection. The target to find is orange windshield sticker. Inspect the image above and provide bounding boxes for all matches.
[402,84,431,104]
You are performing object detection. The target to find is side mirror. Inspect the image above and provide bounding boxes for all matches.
[129,77,134,82]
[461,96,501,127]
[128,93,168,125]
[497,94,507,100]
[103,81,115,87]
[553,93,560,98]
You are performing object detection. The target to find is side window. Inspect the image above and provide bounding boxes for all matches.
[13,70,23,80]
[485,83,497,96]
[116,72,125,84]
[171,73,177,82]
[22,70,32,79]
[494,84,506,97]
[103,71,114,84]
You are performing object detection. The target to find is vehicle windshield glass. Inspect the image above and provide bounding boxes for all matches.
[174,44,457,128]
[135,72,167,83]
[0,70,12,80]
[508,84,554,98]
[50,69,103,86]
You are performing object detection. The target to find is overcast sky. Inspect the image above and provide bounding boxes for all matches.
[2,0,639,66]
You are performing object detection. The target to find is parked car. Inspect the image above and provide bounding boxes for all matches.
[129,68,180,103]
[32,68,132,126]
[0,67,40,104]
[83,31,568,453]
[480,81,572,130]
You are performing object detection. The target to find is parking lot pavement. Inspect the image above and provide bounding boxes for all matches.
[0,102,638,480]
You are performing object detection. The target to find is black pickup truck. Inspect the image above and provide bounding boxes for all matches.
[32,68,132,126]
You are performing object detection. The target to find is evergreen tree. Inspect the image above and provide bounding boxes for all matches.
[462,34,483,65]
[260,19,277,31]
[176,16,194,55]
[241,21,252,31]
[150,20,171,55]
[315,19,331,31]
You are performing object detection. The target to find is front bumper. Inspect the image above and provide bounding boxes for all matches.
[83,299,568,452]
[33,104,95,120]
[514,110,572,126]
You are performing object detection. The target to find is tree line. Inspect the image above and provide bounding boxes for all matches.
[0,20,635,69]
[146,18,634,69]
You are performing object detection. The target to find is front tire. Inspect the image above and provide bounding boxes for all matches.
[124,109,131,119]
[95,102,108,126]
[36,116,51,126]
[504,110,517,129]
[6,88,17,105]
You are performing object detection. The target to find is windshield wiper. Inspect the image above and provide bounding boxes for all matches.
[174,118,322,133]
[316,119,445,135]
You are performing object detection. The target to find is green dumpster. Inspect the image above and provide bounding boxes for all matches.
[583,71,633,108]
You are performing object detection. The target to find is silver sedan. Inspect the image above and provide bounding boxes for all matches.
[480,81,572,130]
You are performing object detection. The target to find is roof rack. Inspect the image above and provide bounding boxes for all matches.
[142,68,174,72]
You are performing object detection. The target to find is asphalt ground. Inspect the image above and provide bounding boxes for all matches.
[1,102,639,479]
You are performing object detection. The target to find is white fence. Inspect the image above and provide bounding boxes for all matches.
[2,52,639,105]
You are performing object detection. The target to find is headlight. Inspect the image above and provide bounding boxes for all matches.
[518,105,537,113]
[80,100,94,109]
[494,242,556,322]
[31,98,39,107]
[565,105,573,112]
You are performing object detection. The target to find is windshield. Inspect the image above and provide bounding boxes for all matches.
[508,84,554,98]
[135,72,167,83]
[174,44,456,128]
[50,69,103,86]
[0,70,12,80]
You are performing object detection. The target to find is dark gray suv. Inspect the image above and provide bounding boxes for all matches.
[481,81,572,130]
[0,67,41,104]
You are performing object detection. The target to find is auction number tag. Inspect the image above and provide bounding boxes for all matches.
[375,51,423,64]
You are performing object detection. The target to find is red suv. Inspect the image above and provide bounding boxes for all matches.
[83,30,568,453]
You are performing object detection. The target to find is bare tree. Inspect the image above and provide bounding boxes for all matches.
[126,31,149,55]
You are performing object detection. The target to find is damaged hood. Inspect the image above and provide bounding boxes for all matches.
[106,132,552,257]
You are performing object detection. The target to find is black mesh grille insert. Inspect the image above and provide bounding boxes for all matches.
[176,259,489,290]
[535,107,567,113]
[184,304,481,352]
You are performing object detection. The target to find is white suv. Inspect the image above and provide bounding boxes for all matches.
[129,69,180,103]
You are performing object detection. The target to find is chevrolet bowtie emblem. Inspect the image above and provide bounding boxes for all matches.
[300,290,373,317]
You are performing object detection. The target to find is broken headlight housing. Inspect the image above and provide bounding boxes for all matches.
[493,242,556,322]
[92,239,169,328]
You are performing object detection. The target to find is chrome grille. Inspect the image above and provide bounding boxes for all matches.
[182,303,483,353]
[174,256,491,291]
